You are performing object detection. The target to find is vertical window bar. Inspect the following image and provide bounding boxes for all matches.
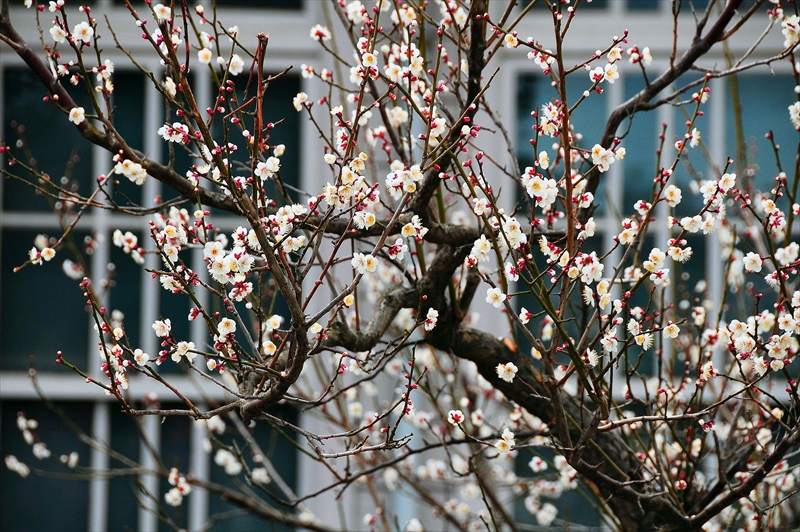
[706,77,725,331]
[139,72,163,361]
[606,75,625,392]
[657,92,676,366]
[138,413,161,532]
[137,64,165,532]
[89,140,112,373]
[188,248,210,529]
[703,77,727,485]
[88,106,113,532]
[88,402,111,532]
[0,66,5,223]
[187,70,213,531]
[300,71,316,197]
[0,66,6,339]
[188,405,211,531]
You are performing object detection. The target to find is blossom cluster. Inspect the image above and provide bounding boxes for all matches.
[9,1,800,530]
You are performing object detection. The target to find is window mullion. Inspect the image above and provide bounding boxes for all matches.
[187,71,213,531]
[136,63,166,532]
[88,402,111,532]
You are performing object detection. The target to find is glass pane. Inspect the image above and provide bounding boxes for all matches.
[516,73,539,173]
[214,0,303,7]
[517,71,610,214]
[156,289,191,374]
[679,0,711,10]
[158,412,192,531]
[3,67,93,212]
[108,233,144,350]
[627,0,661,10]
[261,74,301,193]
[206,73,301,217]
[523,0,608,9]
[567,77,607,155]
[207,406,299,531]
[110,71,145,207]
[159,68,195,207]
[0,400,93,532]
[108,408,142,531]
[0,229,90,371]
[725,74,796,190]
[160,70,195,206]
[673,73,710,217]
[621,74,659,213]
[514,448,602,528]
[676,0,761,11]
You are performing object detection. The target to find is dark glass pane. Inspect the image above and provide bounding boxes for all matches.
[160,72,191,207]
[0,401,93,532]
[259,74,301,193]
[208,406,298,531]
[583,0,608,10]
[725,74,796,191]
[159,102,195,207]
[0,229,90,371]
[156,289,191,374]
[628,0,661,10]
[616,232,658,376]
[206,73,301,217]
[514,449,602,528]
[108,408,143,531]
[567,74,606,154]
[621,74,659,213]
[108,233,144,350]
[678,0,761,11]
[158,412,192,531]
[567,66,608,218]
[517,73,539,173]
[672,234,707,375]
[111,71,145,207]
[672,73,710,217]
[3,67,93,212]
[517,71,610,214]
[511,249,551,361]
[678,0,711,10]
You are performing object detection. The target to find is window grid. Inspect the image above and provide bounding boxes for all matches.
[1,2,796,530]
[511,57,797,404]
[0,61,258,530]
[1,0,320,524]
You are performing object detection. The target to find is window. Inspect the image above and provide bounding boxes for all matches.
[511,11,797,522]
[0,401,93,531]
[515,64,798,360]
[1,52,302,532]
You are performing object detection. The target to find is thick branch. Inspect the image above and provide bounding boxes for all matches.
[324,285,418,352]
[440,326,691,532]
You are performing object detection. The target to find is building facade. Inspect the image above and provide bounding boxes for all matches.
[0,0,793,530]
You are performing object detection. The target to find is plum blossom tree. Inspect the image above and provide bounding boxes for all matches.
[2,0,800,531]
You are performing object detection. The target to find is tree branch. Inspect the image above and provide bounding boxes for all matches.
[0,7,238,214]
[582,0,745,218]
